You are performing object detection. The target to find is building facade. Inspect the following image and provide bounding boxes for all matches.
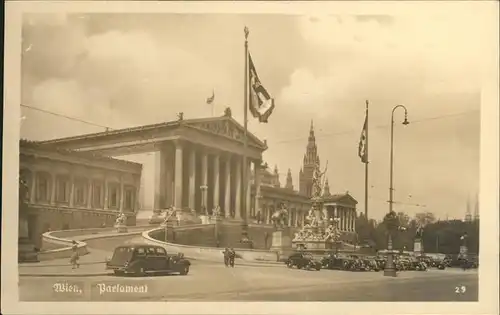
[22,112,358,244]
[248,121,358,240]
[19,140,142,248]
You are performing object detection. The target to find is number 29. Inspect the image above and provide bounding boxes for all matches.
[455,286,466,293]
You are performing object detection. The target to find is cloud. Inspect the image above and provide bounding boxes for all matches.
[19,13,482,220]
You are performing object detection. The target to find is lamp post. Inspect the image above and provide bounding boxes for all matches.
[384,105,409,277]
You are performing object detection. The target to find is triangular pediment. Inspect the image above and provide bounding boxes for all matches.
[325,193,358,205]
[184,116,267,150]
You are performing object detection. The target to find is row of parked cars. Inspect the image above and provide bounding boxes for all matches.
[284,252,458,272]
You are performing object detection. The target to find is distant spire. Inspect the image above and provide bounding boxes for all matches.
[285,168,293,190]
[465,195,472,222]
[473,192,479,221]
[323,178,331,196]
[273,165,280,188]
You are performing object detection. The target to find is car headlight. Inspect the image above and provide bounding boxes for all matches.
[124,262,129,267]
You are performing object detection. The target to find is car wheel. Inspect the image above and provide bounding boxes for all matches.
[315,265,321,271]
[180,265,189,275]
[135,266,146,277]
[297,264,302,269]
[286,261,293,268]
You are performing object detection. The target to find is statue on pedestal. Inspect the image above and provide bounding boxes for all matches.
[271,203,288,230]
[212,205,221,218]
[161,206,176,227]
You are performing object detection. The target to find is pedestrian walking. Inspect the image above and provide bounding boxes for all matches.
[229,248,236,267]
[70,240,80,269]
[222,247,230,267]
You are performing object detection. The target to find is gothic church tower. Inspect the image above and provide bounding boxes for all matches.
[299,120,320,197]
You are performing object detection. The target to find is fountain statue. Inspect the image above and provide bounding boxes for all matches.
[292,160,339,250]
[271,203,288,230]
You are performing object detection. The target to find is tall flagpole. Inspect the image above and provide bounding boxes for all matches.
[364,100,369,219]
[241,26,250,243]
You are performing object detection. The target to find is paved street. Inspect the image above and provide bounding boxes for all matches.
[19,262,477,301]
[19,232,478,301]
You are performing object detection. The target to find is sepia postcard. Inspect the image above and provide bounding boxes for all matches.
[2,1,499,314]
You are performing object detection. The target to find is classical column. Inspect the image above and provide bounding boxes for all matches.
[288,204,293,226]
[50,173,57,205]
[174,141,183,209]
[234,156,242,220]
[188,147,196,210]
[29,172,36,204]
[224,155,231,218]
[154,148,168,210]
[245,160,251,219]
[201,151,208,214]
[352,209,356,231]
[294,208,299,226]
[103,177,109,210]
[213,153,220,209]
[69,174,75,208]
[254,161,261,218]
[119,176,124,211]
[86,179,92,209]
[265,202,271,224]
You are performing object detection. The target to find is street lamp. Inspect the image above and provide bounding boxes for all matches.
[384,104,409,277]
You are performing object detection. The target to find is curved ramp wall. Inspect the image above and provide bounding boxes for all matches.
[144,227,279,262]
[39,225,152,261]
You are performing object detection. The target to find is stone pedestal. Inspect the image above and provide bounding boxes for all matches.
[114,224,128,233]
[413,238,423,255]
[270,229,292,260]
[199,215,211,225]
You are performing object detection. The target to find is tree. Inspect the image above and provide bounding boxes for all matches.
[415,212,436,226]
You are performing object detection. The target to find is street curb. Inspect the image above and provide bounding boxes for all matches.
[19,261,105,268]
[19,272,112,277]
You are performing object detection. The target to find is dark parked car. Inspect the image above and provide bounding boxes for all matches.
[362,256,381,271]
[321,253,352,270]
[106,244,191,276]
[286,252,322,271]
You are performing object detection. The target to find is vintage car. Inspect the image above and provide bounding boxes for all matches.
[106,244,191,276]
[347,255,368,271]
[321,253,353,270]
[286,252,322,271]
[362,256,381,271]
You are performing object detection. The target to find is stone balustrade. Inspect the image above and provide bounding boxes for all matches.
[143,227,279,262]
[39,225,152,261]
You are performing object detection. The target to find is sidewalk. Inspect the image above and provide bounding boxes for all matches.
[19,248,112,277]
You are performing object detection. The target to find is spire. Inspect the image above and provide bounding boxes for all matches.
[465,195,472,222]
[473,193,479,221]
[285,168,293,190]
[323,178,331,196]
[273,164,280,188]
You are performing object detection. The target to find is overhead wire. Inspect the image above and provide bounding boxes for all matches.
[21,103,479,158]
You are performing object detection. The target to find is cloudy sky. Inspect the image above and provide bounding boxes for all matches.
[20,11,486,220]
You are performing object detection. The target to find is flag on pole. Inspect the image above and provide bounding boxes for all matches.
[206,90,215,105]
[358,111,368,163]
[248,53,275,123]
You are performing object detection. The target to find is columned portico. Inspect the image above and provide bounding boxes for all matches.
[188,146,196,210]
[213,153,220,210]
[224,154,231,218]
[38,114,268,221]
[201,151,208,213]
[173,141,184,209]
[234,156,242,219]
